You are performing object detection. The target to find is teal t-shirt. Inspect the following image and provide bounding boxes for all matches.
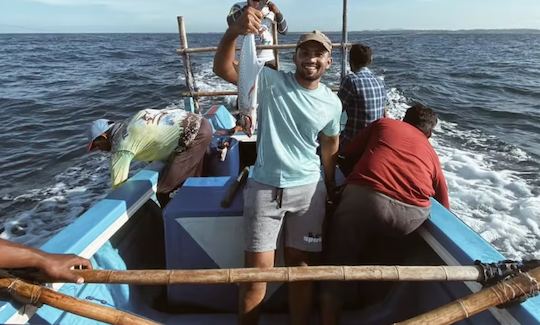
[252,67,342,188]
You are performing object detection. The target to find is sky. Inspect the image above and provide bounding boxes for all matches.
[0,0,540,33]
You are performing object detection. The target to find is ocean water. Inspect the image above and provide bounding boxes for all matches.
[0,32,539,259]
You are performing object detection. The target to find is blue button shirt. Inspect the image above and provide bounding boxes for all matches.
[338,67,386,147]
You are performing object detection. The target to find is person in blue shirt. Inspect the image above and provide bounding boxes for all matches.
[338,43,386,149]
[214,7,341,325]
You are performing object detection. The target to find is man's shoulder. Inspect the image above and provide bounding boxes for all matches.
[110,122,129,150]
[353,68,378,80]
[324,85,341,107]
[320,82,340,99]
[261,67,290,83]
[228,2,246,14]
[372,118,403,130]
[381,119,431,142]
[316,83,342,114]
[343,70,373,86]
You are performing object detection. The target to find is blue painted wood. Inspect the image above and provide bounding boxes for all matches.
[41,163,161,256]
[2,164,538,324]
[184,97,195,113]
[0,162,162,325]
[426,199,540,324]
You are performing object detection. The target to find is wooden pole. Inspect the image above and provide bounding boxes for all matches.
[179,85,340,98]
[0,277,159,325]
[341,0,349,80]
[272,22,280,70]
[176,42,351,54]
[181,90,238,97]
[56,265,485,285]
[221,167,250,208]
[177,16,199,113]
[396,266,540,325]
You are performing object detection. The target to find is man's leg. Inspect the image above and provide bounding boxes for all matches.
[239,250,275,325]
[241,179,286,324]
[281,180,326,325]
[156,119,212,207]
[285,247,319,325]
[320,185,373,325]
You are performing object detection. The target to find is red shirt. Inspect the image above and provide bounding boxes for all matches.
[344,118,450,209]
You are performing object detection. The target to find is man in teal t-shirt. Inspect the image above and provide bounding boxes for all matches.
[214,6,341,325]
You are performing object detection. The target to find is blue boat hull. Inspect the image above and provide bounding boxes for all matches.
[1,107,539,324]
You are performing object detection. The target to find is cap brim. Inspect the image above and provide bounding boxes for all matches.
[297,40,332,53]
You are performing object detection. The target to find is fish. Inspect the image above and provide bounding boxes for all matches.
[237,33,267,137]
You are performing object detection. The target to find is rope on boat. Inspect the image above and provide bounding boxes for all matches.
[474,259,540,308]
[395,265,540,325]
[476,259,540,285]
[0,274,160,325]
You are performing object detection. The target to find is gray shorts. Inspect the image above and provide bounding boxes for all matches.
[243,179,327,253]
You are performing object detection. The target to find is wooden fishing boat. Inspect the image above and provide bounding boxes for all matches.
[1,2,539,324]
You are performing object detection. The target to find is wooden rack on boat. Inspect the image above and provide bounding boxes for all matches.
[2,265,540,325]
[175,0,351,111]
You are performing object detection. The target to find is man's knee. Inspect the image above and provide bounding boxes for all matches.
[245,250,275,268]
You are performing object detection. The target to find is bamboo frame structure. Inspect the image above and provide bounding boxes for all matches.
[0,277,159,325]
[179,85,341,98]
[175,10,353,100]
[341,0,349,80]
[272,22,280,70]
[177,16,200,112]
[176,42,351,55]
[396,265,540,324]
[42,265,489,285]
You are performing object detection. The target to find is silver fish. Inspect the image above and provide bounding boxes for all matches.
[237,33,266,137]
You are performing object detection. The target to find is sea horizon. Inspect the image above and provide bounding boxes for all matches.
[1,31,538,260]
[1,28,540,35]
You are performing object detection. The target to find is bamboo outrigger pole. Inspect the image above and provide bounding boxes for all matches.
[41,265,488,285]
[177,16,200,112]
[396,265,540,325]
[272,22,280,70]
[177,42,348,99]
[0,277,159,325]
[179,85,340,98]
[341,0,349,80]
[176,42,350,54]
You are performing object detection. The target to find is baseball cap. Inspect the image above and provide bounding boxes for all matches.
[296,30,333,53]
[87,118,114,150]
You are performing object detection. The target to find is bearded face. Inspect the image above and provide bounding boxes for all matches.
[294,41,332,82]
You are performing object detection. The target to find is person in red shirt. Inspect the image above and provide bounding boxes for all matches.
[320,103,450,325]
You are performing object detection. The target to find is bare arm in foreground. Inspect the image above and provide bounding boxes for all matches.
[0,238,92,283]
